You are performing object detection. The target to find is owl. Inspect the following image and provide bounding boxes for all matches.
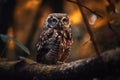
[36,13,73,64]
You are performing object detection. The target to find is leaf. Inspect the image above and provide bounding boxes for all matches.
[12,38,30,55]
[0,34,11,42]
[19,56,36,63]
[19,56,26,60]
[0,34,30,55]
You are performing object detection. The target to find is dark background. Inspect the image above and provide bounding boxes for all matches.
[0,0,120,61]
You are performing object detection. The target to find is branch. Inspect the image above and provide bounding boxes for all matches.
[107,22,120,38]
[0,48,120,80]
[67,0,101,57]
[67,0,103,18]
[76,1,101,57]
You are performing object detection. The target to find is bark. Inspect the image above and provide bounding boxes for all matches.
[0,48,120,80]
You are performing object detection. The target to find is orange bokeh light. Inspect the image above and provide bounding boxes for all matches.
[69,9,82,25]
[7,27,15,49]
[25,0,40,9]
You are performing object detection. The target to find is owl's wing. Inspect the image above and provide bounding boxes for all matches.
[59,47,70,61]
[36,28,54,62]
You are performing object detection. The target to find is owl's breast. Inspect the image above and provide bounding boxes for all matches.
[56,30,73,60]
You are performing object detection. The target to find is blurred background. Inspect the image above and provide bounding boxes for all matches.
[0,0,120,62]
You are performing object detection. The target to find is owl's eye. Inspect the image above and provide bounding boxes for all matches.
[52,18,58,24]
[47,17,58,27]
[62,17,69,25]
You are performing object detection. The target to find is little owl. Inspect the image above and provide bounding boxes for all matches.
[36,13,73,64]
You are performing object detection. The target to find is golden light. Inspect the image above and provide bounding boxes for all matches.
[25,0,40,9]
[93,17,108,29]
[77,33,95,58]
[15,31,26,43]
[104,0,109,6]
[38,7,51,28]
[69,9,82,25]
[7,27,15,49]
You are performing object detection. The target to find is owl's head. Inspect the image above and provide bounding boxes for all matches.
[45,13,70,29]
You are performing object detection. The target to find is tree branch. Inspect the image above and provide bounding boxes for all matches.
[0,48,120,80]
[67,0,103,18]
[67,0,101,57]
[77,0,101,57]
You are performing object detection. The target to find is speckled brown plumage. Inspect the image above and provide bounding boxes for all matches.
[36,13,73,64]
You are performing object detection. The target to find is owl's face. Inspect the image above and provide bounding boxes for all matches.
[45,13,70,29]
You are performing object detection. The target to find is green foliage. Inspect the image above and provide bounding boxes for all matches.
[0,34,30,55]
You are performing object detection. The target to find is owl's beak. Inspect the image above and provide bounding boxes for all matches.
[57,23,62,29]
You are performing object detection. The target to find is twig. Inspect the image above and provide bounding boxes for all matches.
[76,0,101,57]
[67,0,101,57]
[66,0,77,4]
[78,4,103,18]
[106,0,116,14]
[108,22,120,38]
[106,0,119,38]
[81,39,90,47]
[67,0,103,18]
